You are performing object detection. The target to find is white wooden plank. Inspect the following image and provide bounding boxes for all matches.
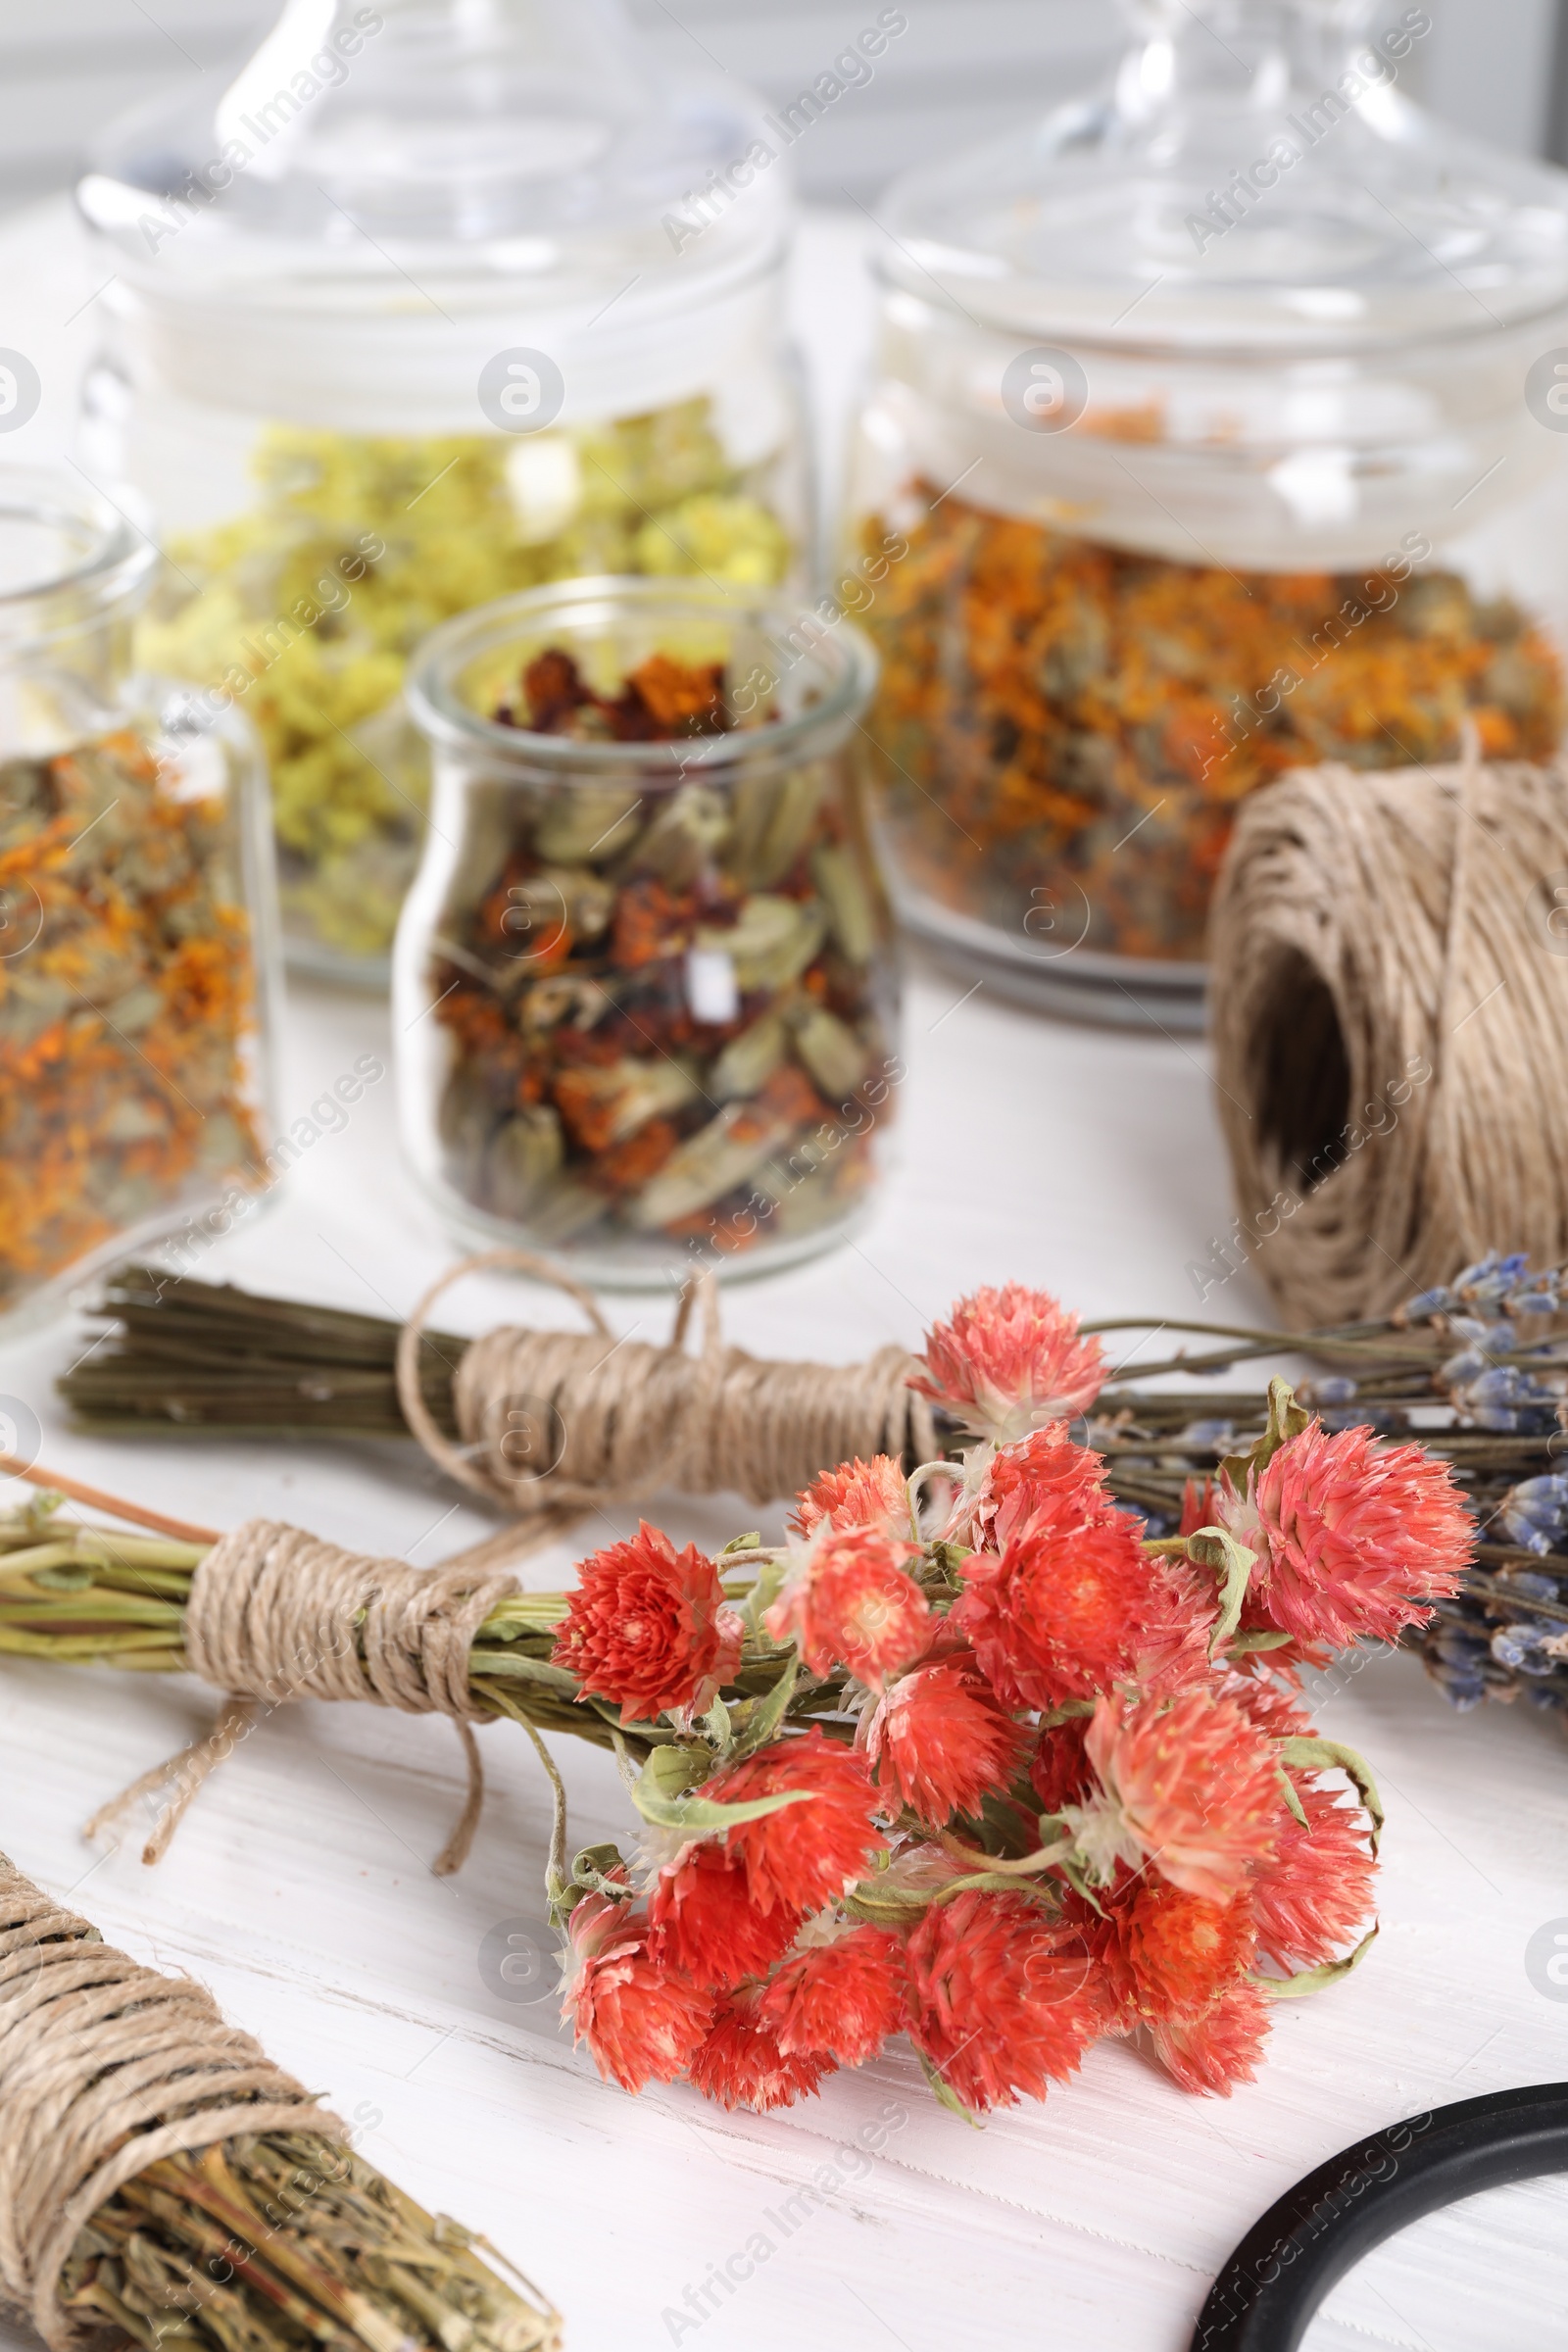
[0,189,1566,2352]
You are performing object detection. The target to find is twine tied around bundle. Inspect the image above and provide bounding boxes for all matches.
[1209,746,1568,1327]
[86,1526,518,1872]
[394,1249,936,1557]
[86,1253,936,1865]
[0,1853,342,2351]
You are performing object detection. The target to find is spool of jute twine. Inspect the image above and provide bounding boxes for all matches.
[0,1852,342,2351]
[394,1250,936,1561]
[1208,749,1568,1329]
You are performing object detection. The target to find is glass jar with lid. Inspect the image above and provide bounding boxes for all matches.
[0,467,279,1330]
[848,0,1568,1027]
[77,0,808,987]
[398,576,900,1287]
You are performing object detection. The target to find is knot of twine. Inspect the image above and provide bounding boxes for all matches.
[394,1250,936,1546]
[88,1526,518,1873]
[0,1852,342,2352]
[1209,745,1568,1327]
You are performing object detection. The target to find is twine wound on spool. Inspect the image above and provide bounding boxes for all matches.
[1209,747,1568,1327]
[395,1250,936,1559]
[0,1853,341,2351]
[86,1526,518,1872]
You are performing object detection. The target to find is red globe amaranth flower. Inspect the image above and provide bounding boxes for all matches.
[1179,1476,1218,1539]
[765,1523,929,1690]
[706,1729,883,1915]
[688,1986,838,2111]
[1250,1783,1376,1971]
[1115,1883,1256,2021]
[563,1894,714,2091]
[864,1654,1027,1825]
[1030,1716,1093,1816]
[971,1421,1110,1553]
[953,1500,1154,1708]
[1083,1688,1282,1903]
[791,1453,910,1538]
[1149,1981,1270,2096]
[1055,1884,1137,2023]
[648,1843,800,1991]
[913,1284,1106,1444]
[1217,1422,1472,1650]
[906,1890,1102,2112]
[1220,1671,1314,1742]
[552,1522,740,1718]
[756,1926,907,2063]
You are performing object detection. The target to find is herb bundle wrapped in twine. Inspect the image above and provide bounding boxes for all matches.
[58,1252,935,1569]
[0,1853,558,2352]
[0,1281,1468,2121]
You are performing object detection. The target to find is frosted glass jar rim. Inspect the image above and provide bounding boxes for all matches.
[0,468,157,646]
[406,575,878,775]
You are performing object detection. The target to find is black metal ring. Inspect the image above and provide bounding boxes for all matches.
[1191,2082,1568,2351]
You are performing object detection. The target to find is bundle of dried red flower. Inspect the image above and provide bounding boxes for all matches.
[554,1283,1471,2116]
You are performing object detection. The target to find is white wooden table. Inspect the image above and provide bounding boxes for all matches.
[1,200,1565,2352]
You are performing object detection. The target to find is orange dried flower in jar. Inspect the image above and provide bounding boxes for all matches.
[862,493,1564,963]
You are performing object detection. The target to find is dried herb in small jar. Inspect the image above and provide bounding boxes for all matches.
[861,493,1564,964]
[138,402,794,974]
[401,586,897,1282]
[0,728,267,1315]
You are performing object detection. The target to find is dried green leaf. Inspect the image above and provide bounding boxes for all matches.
[1255,1921,1378,1997]
[1279,1735,1385,1850]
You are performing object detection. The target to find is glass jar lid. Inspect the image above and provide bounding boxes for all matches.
[78,0,787,317]
[878,0,1568,353]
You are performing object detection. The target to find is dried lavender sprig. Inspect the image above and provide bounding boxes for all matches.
[1088,1250,1568,1719]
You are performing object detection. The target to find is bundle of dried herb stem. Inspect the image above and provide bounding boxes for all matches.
[0,1854,560,2352]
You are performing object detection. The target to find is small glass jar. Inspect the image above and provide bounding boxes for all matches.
[0,467,279,1329]
[77,0,810,988]
[399,577,899,1286]
[849,0,1568,1027]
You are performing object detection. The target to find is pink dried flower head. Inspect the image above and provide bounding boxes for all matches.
[1220,1671,1314,1742]
[1115,1883,1256,2022]
[952,1497,1156,1709]
[563,1893,714,2091]
[688,1984,839,2111]
[1148,1981,1270,2097]
[1217,1422,1472,1650]
[1250,1783,1376,1973]
[1074,1688,1282,1904]
[552,1522,741,1720]
[704,1729,883,1915]
[756,1924,907,2063]
[790,1453,911,1539]
[969,1420,1110,1553]
[913,1284,1106,1444]
[863,1654,1028,1826]
[906,1889,1103,2113]
[764,1522,929,1690]
[648,1842,800,1992]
